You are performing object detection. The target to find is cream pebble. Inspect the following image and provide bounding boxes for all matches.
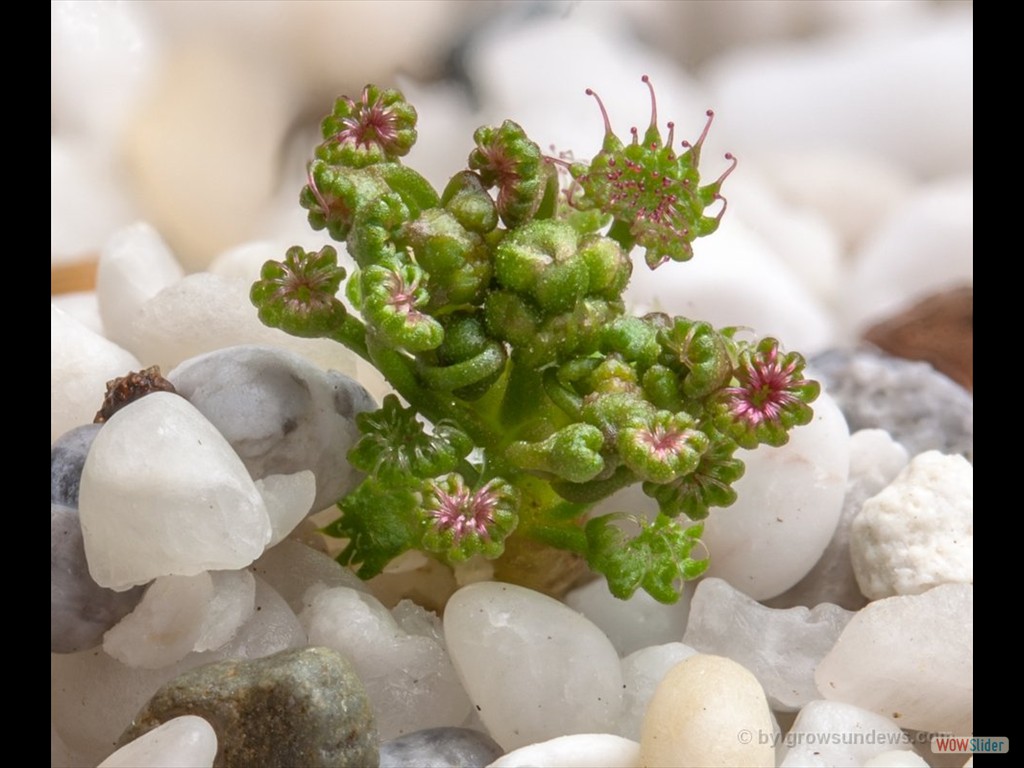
[639,654,774,767]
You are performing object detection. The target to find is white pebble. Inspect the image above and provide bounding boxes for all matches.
[79,393,272,590]
[564,577,692,657]
[95,222,184,349]
[619,643,698,741]
[779,700,910,767]
[851,450,972,599]
[97,715,217,768]
[103,573,214,668]
[256,471,317,547]
[768,429,909,610]
[863,750,930,768]
[193,569,256,652]
[251,539,368,615]
[302,586,471,739]
[639,654,773,767]
[126,272,361,376]
[444,582,623,751]
[816,583,973,734]
[702,389,849,599]
[683,578,852,711]
[50,304,140,443]
[488,733,640,768]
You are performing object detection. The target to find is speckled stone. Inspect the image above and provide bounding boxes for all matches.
[810,347,972,462]
[51,423,103,507]
[379,727,503,768]
[51,502,145,653]
[119,647,378,767]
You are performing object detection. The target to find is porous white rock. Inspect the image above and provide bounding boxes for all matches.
[302,586,471,739]
[95,222,184,349]
[79,393,273,589]
[193,569,256,652]
[564,577,692,657]
[702,390,849,599]
[779,700,911,768]
[103,573,214,669]
[639,654,774,767]
[683,578,852,711]
[816,583,973,734]
[50,304,141,443]
[844,177,973,335]
[125,272,361,376]
[444,582,623,751]
[488,733,640,768]
[768,429,909,610]
[619,643,698,741]
[97,715,217,768]
[851,450,972,599]
[863,750,930,767]
[256,471,317,546]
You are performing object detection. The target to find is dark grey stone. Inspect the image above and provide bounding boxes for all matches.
[51,502,145,653]
[51,423,102,506]
[120,646,378,768]
[380,727,503,768]
[810,346,973,461]
[168,346,377,513]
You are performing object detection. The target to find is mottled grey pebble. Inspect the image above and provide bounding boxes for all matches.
[51,502,145,653]
[51,423,102,506]
[380,727,503,768]
[168,345,376,513]
[120,646,378,768]
[811,347,972,461]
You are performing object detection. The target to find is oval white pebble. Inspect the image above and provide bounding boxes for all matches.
[79,392,273,589]
[639,654,774,767]
[444,582,623,751]
[97,715,217,768]
[702,389,849,600]
[488,733,640,768]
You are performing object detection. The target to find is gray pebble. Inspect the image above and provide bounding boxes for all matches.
[811,346,973,461]
[51,424,102,506]
[168,345,377,513]
[120,646,378,768]
[380,727,503,768]
[51,502,145,653]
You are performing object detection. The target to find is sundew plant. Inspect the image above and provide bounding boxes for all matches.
[251,79,819,603]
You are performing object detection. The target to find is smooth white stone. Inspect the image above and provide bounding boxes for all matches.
[640,654,773,767]
[257,471,317,546]
[205,575,306,660]
[625,218,836,355]
[96,222,184,349]
[706,12,972,177]
[50,304,140,443]
[851,451,973,599]
[302,586,471,739]
[779,700,910,767]
[564,577,692,657]
[193,569,256,652]
[844,176,973,335]
[207,240,293,281]
[51,290,104,336]
[488,733,640,768]
[104,573,213,668]
[97,715,217,768]
[683,578,852,711]
[79,393,272,589]
[251,539,368,616]
[816,584,973,734]
[126,273,361,377]
[619,643,698,741]
[863,750,930,768]
[444,582,623,751]
[768,429,909,610]
[51,138,140,263]
[702,390,849,599]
